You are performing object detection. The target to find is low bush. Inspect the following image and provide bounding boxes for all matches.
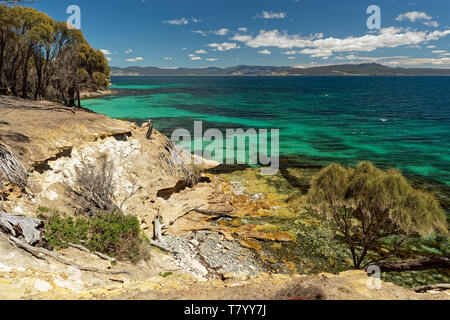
[44,210,148,262]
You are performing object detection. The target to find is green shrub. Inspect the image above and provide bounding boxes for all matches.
[307,161,447,269]
[44,211,147,262]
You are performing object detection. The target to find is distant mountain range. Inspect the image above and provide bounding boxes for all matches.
[110,63,450,77]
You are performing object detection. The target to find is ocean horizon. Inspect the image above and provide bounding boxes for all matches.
[83,76,450,185]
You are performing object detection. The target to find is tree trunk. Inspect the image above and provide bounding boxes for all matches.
[376,256,450,272]
[34,59,42,100]
[0,34,5,95]
[21,48,31,99]
[68,85,75,107]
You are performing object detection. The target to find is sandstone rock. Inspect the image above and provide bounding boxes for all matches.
[34,279,52,292]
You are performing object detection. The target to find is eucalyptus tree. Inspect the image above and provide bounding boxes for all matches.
[0,5,110,105]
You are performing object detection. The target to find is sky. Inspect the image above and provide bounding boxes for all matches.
[25,0,450,68]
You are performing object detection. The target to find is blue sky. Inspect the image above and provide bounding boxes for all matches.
[25,0,450,68]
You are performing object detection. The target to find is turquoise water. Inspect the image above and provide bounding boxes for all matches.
[83,76,450,190]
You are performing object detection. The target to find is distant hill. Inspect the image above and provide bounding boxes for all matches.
[110,63,450,77]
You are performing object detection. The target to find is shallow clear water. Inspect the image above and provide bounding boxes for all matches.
[83,76,450,188]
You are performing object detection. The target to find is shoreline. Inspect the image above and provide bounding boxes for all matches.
[80,89,119,100]
[0,95,448,298]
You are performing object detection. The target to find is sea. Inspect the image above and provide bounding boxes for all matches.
[82,76,450,211]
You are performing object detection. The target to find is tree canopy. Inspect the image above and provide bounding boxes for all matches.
[0,6,110,105]
[307,161,447,269]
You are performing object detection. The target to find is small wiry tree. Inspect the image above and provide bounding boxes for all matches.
[307,161,447,269]
[0,142,29,189]
[75,158,119,215]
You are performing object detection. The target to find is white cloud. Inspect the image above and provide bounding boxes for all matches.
[191,30,207,36]
[282,50,299,55]
[396,11,439,27]
[259,49,271,55]
[190,56,202,60]
[214,28,229,36]
[231,27,450,59]
[432,50,446,54]
[125,49,133,54]
[238,27,248,32]
[334,54,410,61]
[163,17,202,25]
[164,18,189,25]
[106,57,112,61]
[126,57,144,62]
[100,49,112,55]
[206,58,219,61]
[208,42,240,51]
[195,49,207,54]
[164,57,174,60]
[255,11,287,19]
[383,57,450,66]
[426,45,436,48]
[231,34,253,42]
[331,54,450,67]
[288,57,295,60]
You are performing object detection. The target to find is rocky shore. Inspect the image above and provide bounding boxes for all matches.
[0,95,448,300]
[79,89,119,99]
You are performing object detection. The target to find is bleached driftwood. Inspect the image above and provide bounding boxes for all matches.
[68,242,116,262]
[149,239,172,252]
[413,283,450,293]
[0,213,44,245]
[152,214,166,243]
[377,256,450,272]
[146,120,153,140]
[148,215,173,252]
[9,236,131,276]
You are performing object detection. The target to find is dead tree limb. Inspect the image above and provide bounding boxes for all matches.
[148,215,176,253]
[0,213,44,245]
[118,183,142,211]
[413,283,450,293]
[68,242,116,262]
[152,214,167,243]
[9,236,131,276]
[376,256,450,272]
[146,120,153,140]
[149,239,173,253]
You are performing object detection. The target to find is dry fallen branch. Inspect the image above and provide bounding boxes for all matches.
[0,213,44,245]
[377,256,450,272]
[413,283,450,293]
[149,239,172,253]
[149,215,173,253]
[9,236,131,276]
[68,242,116,262]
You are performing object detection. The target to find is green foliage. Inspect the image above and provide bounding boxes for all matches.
[159,272,173,278]
[76,68,89,83]
[0,5,110,104]
[44,211,147,262]
[92,71,108,87]
[307,161,447,268]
